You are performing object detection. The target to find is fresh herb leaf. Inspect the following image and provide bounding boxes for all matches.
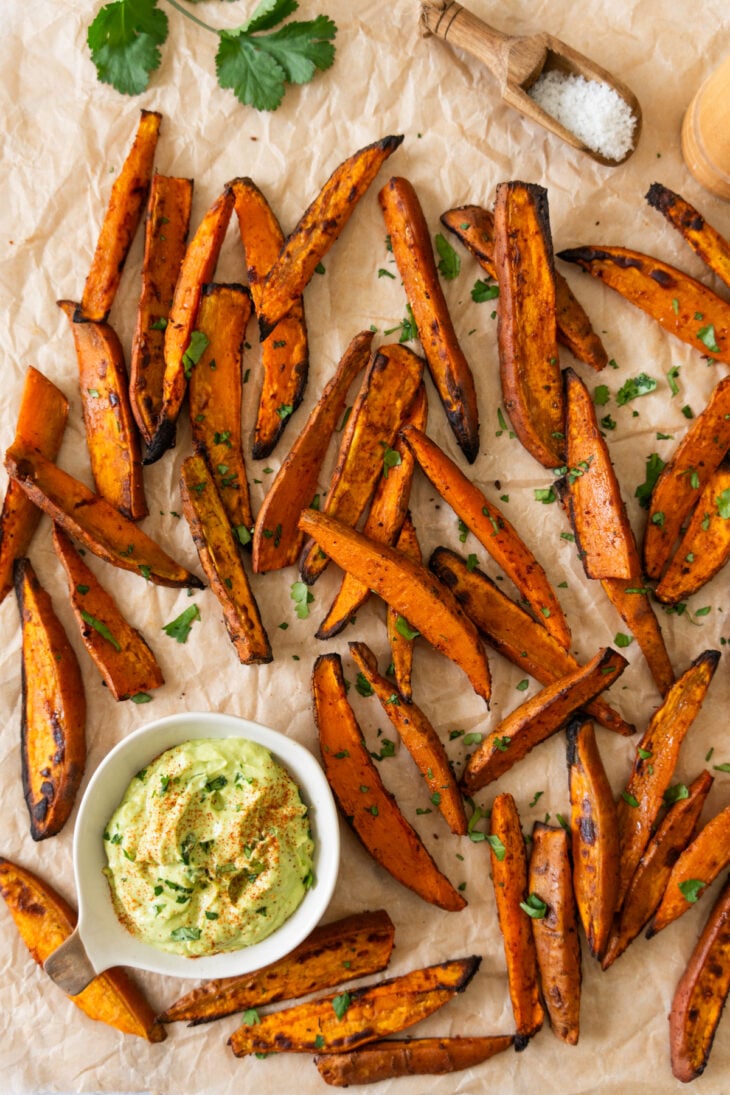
[81,610,121,651]
[534,487,556,504]
[635,452,666,509]
[435,233,460,279]
[616,373,657,406]
[663,783,689,805]
[486,833,506,860]
[614,632,633,648]
[717,488,730,519]
[182,329,209,378]
[87,0,168,96]
[471,278,499,302]
[593,384,611,406]
[170,926,201,942]
[162,604,201,643]
[355,672,373,697]
[697,324,721,354]
[679,878,706,904]
[666,366,681,396]
[131,692,152,704]
[290,580,314,619]
[380,442,402,479]
[395,615,419,640]
[332,992,351,1020]
[520,893,547,919]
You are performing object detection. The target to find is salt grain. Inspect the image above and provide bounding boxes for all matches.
[528,69,637,162]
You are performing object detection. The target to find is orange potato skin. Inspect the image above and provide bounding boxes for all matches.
[648,804,730,937]
[599,573,675,697]
[315,1034,514,1086]
[655,464,730,603]
[646,182,730,292]
[387,512,422,703]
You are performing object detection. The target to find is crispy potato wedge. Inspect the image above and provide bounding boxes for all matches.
[379,176,479,463]
[300,344,424,585]
[646,182,730,292]
[313,653,466,911]
[257,135,403,338]
[655,464,730,603]
[648,804,730,937]
[252,330,372,573]
[599,574,675,696]
[0,368,68,605]
[348,641,467,836]
[130,173,194,445]
[461,647,627,794]
[53,525,164,701]
[489,793,545,1047]
[567,719,619,961]
[58,301,146,520]
[616,650,720,907]
[80,110,161,322]
[159,909,395,1025]
[0,856,164,1041]
[15,557,85,840]
[5,443,202,588]
[229,954,480,1056]
[402,425,570,650]
[387,512,421,704]
[301,512,491,704]
[315,1034,514,1086]
[180,453,271,664]
[529,823,581,1045]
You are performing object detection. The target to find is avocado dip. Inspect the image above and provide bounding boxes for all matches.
[103,738,314,957]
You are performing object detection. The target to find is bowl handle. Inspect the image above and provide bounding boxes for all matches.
[44,927,98,995]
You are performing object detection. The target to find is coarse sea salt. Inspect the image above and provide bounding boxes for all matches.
[528,69,637,162]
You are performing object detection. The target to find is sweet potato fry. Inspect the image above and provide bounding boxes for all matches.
[379,176,479,463]
[252,330,372,573]
[130,173,194,445]
[655,464,730,603]
[648,804,730,937]
[315,1034,514,1086]
[53,525,164,701]
[461,647,627,795]
[0,856,164,1041]
[79,109,161,322]
[348,641,467,836]
[493,181,564,468]
[489,793,545,1046]
[58,301,146,520]
[567,719,619,961]
[180,453,271,664]
[313,653,466,911]
[599,574,675,696]
[616,650,720,907]
[529,823,581,1044]
[15,557,85,840]
[669,876,730,1083]
[646,182,730,292]
[5,443,202,588]
[228,955,480,1056]
[0,368,68,604]
[301,512,491,704]
[256,135,403,338]
[387,513,422,703]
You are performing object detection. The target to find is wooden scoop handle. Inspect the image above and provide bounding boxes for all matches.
[421,2,546,90]
[43,927,97,995]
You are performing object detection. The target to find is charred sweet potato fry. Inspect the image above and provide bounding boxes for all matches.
[0,368,68,604]
[252,330,372,573]
[80,110,161,322]
[461,647,627,794]
[302,512,491,704]
[315,1034,514,1086]
[655,464,730,603]
[567,719,619,961]
[387,512,422,703]
[53,525,163,701]
[379,176,479,463]
[15,557,85,840]
[648,804,730,937]
[616,650,720,907]
[130,173,194,445]
[599,574,675,696]
[5,443,202,588]
[348,641,467,836]
[313,653,466,911]
[228,955,480,1056]
[0,856,164,1041]
[58,301,146,520]
[180,453,271,664]
[646,182,730,292]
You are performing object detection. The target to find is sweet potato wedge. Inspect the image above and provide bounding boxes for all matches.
[158,909,396,1025]
[53,524,164,701]
[228,955,480,1056]
[646,182,730,292]
[15,557,85,840]
[461,647,627,794]
[5,443,202,588]
[648,804,730,937]
[300,344,424,585]
[0,367,68,604]
[616,650,720,907]
[301,512,491,704]
[79,109,161,322]
[313,653,466,911]
[529,822,581,1045]
[379,176,480,463]
[387,512,422,703]
[180,452,271,664]
[257,135,403,338]
[489,793,545,1047]
[598,574,675,696]
[655,464,730,603]
[315,1034,514,1086]
[58,301,146,520]
[252,330,372,573]
[130,173,194,445]
[567,719,619,961]
[669,876,730,1082]
[348,641,467,836]
[493,181,564,468]
[0,856,164,1041]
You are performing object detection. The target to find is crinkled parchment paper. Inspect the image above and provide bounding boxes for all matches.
[2,1,730,1092]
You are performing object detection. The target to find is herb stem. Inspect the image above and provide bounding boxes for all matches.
[163,0,217,34]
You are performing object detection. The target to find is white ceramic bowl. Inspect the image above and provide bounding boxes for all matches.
[44,712,340,990]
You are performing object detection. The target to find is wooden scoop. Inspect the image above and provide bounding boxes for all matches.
[421,2,642,165]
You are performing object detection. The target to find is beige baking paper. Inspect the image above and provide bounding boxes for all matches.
[1,1,730,1092]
